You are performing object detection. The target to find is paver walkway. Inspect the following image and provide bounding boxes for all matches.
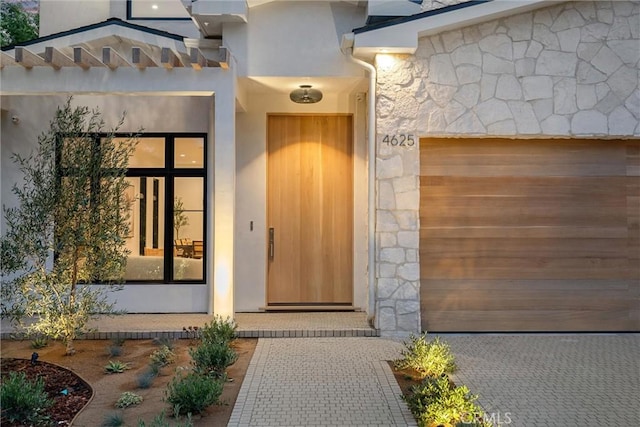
[228,337,417,427]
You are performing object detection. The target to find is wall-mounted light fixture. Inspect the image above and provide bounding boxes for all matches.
[289,85,323,104]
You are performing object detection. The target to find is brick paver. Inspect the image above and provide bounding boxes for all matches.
[228,337,417,427]
[444,334,640,427]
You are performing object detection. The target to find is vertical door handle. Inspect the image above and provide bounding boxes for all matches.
[269,227,275,260]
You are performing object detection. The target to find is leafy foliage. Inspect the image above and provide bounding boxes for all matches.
[0,371,53,425]
[0,2,38,48]
[150,345,177,368]
[189,340,238,378]
[394,333,456,378]
[104,360,131,374]
[404,375,490,427]
[173,197,189,239]
[115,391,143,408]
[165,373,224,416]
[198,315,237,345]
[0,98,138,355]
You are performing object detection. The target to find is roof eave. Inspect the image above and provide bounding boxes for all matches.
[352,0,550,59]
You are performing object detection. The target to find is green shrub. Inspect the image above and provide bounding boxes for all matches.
[104,360,131,374]
[165,372,224,415]
[0,371,53,425]
[199,315,237,345]
[115,391,143,408]
[394,333,456,378]
[102,411,125,427]
[404,375,490,427]
[150,345,176,367]
[137,409,193,427]
[189,340,238,378]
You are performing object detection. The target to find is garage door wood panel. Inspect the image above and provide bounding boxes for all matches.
[420,138,640,331]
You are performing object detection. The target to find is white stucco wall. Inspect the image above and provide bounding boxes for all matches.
[1,95,213,313]
[223,0,367,78]
[234,90,369,313]
[38,0,200,39]
[373,0,639,334]
[39,0,111,37]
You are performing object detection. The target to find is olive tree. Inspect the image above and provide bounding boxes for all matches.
[1,98,138,355]
[0,2,39,48]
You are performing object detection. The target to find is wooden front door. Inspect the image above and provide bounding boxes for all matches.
[267,114,353,305]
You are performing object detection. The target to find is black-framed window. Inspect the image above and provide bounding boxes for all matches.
[127,0,191,20]
[116,134,207,284]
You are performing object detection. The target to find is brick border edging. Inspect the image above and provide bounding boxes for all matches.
[1,328,380,340]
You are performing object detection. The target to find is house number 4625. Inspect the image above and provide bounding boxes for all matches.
[381,134,416,147]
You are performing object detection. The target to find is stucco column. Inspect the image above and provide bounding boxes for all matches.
[211,71,236,318]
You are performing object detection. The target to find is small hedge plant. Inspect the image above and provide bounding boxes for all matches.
[165,372,224,416]
[196,315,237,345]
[395,333,492,426]
[150,345,177,367]
[189,340,238,378]
[0,371,53,425]
[394,333,456,378]
[404,375,490,427]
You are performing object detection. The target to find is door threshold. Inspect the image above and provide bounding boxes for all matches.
[260,305,360,312]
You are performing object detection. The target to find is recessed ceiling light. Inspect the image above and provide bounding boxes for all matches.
[151,4,159,10]
[180,154,186,157]
[191,160,197,164]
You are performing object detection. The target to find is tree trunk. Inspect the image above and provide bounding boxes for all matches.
[65,338,76,355]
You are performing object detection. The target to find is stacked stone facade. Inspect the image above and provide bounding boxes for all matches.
[374,1,639,335]
[422,0,470,13]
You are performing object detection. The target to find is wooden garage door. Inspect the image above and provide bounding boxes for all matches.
[420,139,639,331]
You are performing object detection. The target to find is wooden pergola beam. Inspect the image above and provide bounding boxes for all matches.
[102,47,132,70]
[189,48,208,70]
[160,47,184,69]
[44,47,76,70]
[73,47,106,70]
[217,47,230,70]
[131,47,158,70]
[0,51,18,69]
[15,47,47,69]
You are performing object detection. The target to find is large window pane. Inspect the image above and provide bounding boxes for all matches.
[174,138,205,168]
[173,177,204,281]
[116,137,165,168]
[123,176,166,281]
[130,0,190,19]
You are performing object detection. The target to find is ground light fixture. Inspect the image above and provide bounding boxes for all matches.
[290,85,323,104]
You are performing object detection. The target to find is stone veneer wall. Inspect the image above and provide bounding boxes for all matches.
[374,1,639,335]
[422,0,470,13]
